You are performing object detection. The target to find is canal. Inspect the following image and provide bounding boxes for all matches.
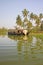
[0,35,43,65]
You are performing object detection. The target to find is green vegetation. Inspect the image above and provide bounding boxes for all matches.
[30,33,43,41]
[0,27,8,36]
[0,9,43,35]
[16,9,43,33]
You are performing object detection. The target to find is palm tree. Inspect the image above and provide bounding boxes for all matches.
[33,14,38,20]
[16,15,22,27]
[39,13,43,20]
[23,17,29,28]
[27,21,32,31]
[30,13,38,23]
[30,12,40,32]
[35,18,40,32]
[40,21,43,31]
[22,9,29,18]
[22,9,29,29]
[35,18,40,26]
[30,12,34,20]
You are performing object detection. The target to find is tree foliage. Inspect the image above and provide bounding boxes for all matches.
[16,9,43,32]
[22,9,29,17]
[16,15,22,26]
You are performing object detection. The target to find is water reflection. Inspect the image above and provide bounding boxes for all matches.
[0,35,43,65]
[8,35,43,59]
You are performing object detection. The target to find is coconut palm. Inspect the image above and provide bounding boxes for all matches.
[30,12,34,20]
[22,9,33,31]
[23,17,29,27]
[39,13,43,19]
[22,9,29,29]
[40,21,43,31]
[16,15,22,27]
[33,14,38,20]
[22,9,29,18]
[27,21,32,29]
[35,18,40,26]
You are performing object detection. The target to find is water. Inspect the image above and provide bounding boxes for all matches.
[0,35,43,65]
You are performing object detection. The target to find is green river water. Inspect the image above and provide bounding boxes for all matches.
[0,35,43,65]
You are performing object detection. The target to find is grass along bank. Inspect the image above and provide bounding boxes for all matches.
[30,32,43,40]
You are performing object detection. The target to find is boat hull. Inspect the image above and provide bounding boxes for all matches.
[8,32,25,35]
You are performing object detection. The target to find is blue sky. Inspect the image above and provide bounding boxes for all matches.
[0,0,43,28]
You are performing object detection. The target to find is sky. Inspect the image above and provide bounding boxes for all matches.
[0,0,43,29]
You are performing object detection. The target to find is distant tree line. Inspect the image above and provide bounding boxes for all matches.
[0,27,8,35]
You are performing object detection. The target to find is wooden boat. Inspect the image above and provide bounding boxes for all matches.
[8,29,29,35]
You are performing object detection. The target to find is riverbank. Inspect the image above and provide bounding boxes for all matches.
[0,28,8,36]
[30,32,43,40]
